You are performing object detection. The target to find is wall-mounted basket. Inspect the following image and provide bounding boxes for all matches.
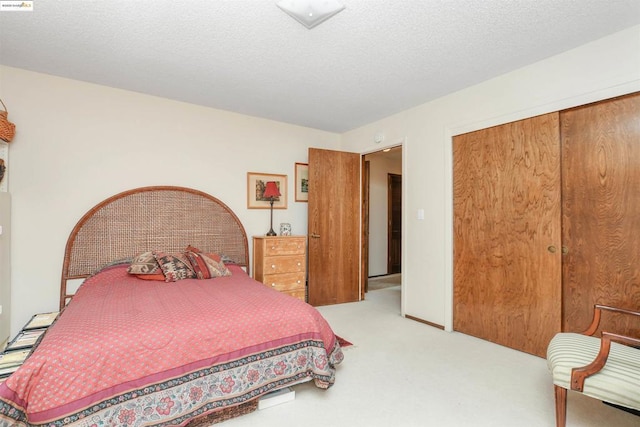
[0,99,16,142]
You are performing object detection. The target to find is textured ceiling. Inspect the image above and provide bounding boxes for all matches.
[1,1,639,133]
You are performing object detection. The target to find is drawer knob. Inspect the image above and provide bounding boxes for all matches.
[271,265,276,269]
[271,246,276,250]
[297,262,301,266]
[297,280,301,284]
[271,283,276,287]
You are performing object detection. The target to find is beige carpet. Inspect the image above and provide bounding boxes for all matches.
[367,273,401,291]
[220,285,640,427]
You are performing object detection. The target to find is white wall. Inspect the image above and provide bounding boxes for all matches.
[0,192,10,346]
[342,25,640,329]
[0,66,340,336]
[2,25,639,338]
[366,153,402,276]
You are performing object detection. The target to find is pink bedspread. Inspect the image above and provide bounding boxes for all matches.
[0,264,343,426]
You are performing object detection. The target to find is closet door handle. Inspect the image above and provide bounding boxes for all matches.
[547,245,568,254]
[310,233,320,239]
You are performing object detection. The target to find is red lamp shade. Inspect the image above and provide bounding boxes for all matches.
[263,181,281,199]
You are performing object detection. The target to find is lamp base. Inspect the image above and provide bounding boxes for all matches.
[266,198,277,236]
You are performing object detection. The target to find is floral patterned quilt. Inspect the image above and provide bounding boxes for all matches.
[0,264,343,426]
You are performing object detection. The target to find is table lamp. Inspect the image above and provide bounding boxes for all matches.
[263,181,281,236]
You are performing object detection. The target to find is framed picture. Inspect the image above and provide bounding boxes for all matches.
[23,312,59,330]
[5,329,46,351]
[0,349,31,371]
[295,163,309,202]
[247,172,287,209]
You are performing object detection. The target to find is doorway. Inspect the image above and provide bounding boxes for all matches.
[363,146,402,295]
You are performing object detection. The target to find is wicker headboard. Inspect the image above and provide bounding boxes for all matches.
[60,186,249,309]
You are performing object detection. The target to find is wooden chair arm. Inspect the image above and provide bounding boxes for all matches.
[571,332,640,392]
[582,304,640,336]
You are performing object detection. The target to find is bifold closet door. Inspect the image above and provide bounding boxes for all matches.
[453,113,562,357]
[561,93,640,335]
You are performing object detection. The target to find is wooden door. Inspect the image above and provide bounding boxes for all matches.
[561,93,640,335]
[453,113,562,357]
[387,173,402,274]
[307,148,361,306]
[362,159,370,293]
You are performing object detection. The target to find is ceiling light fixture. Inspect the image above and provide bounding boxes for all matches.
[277,0,345,29]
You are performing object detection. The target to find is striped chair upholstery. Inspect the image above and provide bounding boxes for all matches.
[547,333,640,409]
[546,305,640,427]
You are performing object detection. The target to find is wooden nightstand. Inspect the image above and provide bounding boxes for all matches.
[252,236,306,301]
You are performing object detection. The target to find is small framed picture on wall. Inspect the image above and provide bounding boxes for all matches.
[295,162,308,202]
[247,172,287,209]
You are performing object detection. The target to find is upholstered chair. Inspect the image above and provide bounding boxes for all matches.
[547,305,640,427]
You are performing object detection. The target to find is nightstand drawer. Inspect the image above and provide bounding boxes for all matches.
[264,237,306,256]
[282,289,306,300]
[262,272,305,292]
[264,255,305,274]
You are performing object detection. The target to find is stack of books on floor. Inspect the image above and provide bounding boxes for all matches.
[0,311,59,383]
[257,387,295,409]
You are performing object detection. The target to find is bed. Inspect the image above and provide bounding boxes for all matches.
[0,186,344,426]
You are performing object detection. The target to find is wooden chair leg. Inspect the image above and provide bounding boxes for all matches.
[554,385,567,427]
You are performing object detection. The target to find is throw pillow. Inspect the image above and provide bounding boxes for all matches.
[153,251,196,282]
[185,251,231,279]
[128,251,160,275]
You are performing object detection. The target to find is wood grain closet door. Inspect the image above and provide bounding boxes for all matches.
[561,93,640,335]
[453,113,562,357]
